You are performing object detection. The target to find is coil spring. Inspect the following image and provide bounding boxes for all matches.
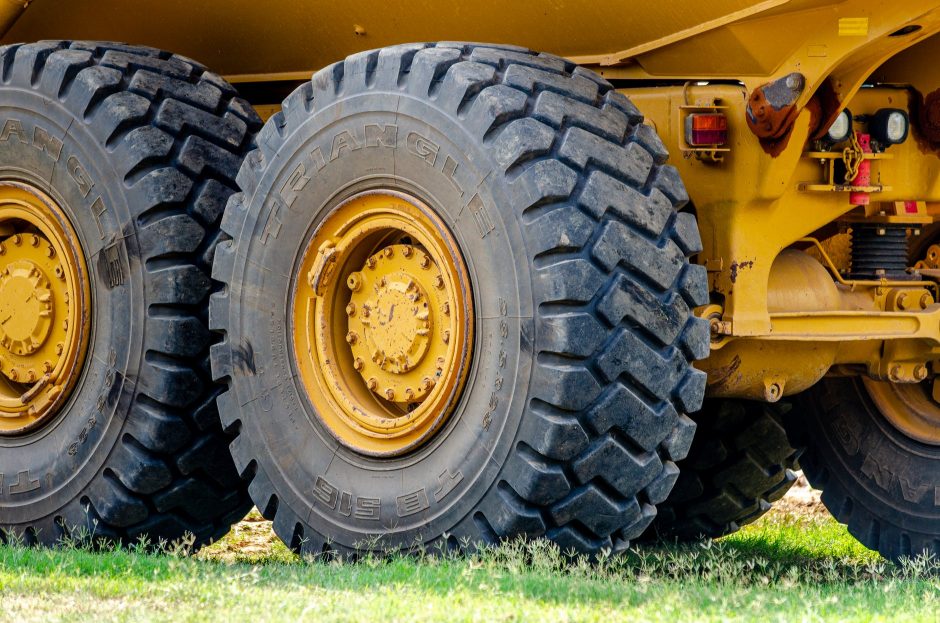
[849,223,911,280]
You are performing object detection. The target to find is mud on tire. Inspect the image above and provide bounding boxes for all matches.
[211,43,710,556]
[0,41,260,547]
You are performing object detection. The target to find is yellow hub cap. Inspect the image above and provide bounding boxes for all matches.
[0,182,90,435]
[293,191,473,457]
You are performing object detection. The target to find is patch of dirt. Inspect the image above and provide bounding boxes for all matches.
[772,472,827,518]
[198,508,283,562]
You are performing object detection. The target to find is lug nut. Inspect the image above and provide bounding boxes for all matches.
[42,361,52,373]
[8,369,17,381]
[55,343,64,356]
[345,303,356,317]
[367,378,378,391]
[421,377,435,391]
[402,246,413,258]
[890,365,902,381]
[442,330,450,344]
[345,331,358,345]
[433,275,444,290]
[353,357,364,371]
[921,293,934,309]
[383,247,393,258]
[404,388,415,401]
[10,234,20,246]
[442,302,450,316]
[347,272,362,292]
[29,235,39,247]
[46,246,55,258]
[419,254,430,269]
[366,257,377,270]
[384,388,395,401]
[915,364,929,381]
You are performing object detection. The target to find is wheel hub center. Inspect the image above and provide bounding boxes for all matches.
[347,244,452,403]
[358,270,432,374]
[0,257,55,357]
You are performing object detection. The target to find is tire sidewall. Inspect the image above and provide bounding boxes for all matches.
[230,92,535,546]
[0,87,141,525]
[812,379,939,538]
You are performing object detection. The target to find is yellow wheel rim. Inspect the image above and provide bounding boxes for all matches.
[863,378,940,446]
[293,191,473,457]
[0,182,90,435]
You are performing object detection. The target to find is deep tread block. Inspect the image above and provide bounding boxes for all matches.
[648,401,799,540]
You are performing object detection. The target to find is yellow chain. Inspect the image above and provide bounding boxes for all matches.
[843,131,863,183]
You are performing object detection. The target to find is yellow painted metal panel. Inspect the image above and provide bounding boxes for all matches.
[0,0,803,78]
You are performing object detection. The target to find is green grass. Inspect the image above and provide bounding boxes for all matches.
[0,511,936,623]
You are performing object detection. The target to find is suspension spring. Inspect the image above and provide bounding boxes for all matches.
[849,223,911,280]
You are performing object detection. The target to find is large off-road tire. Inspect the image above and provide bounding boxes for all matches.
[792,378,940,561]
[647,400,800,540]
[211,43,710,556]
[0,42,260,547]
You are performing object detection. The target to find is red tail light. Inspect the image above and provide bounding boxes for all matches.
[685,113,728,146]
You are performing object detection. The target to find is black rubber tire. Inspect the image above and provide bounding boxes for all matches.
[791,379,940,561]
[647,399,800,540]
[0,42,260,547]
[211,42,710,556]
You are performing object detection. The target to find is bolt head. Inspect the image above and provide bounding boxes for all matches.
[419,255,430,269]
[347,272,362,292]
[384,388,395,401]
[367,378,378,391]
[404,388,415,401]
[442,302,450,316]
[402,246,413,258]
[442,330,450,344]
[434,275,444,290]
[366,257,377,269]
[383,247,393,258]
[345,303,356,317]
[346,331,358,345]
[11,234,20,245]
[353,357,364,371]
[29,235,39,247]
[421,377,435,391]
[915,364,929,380]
